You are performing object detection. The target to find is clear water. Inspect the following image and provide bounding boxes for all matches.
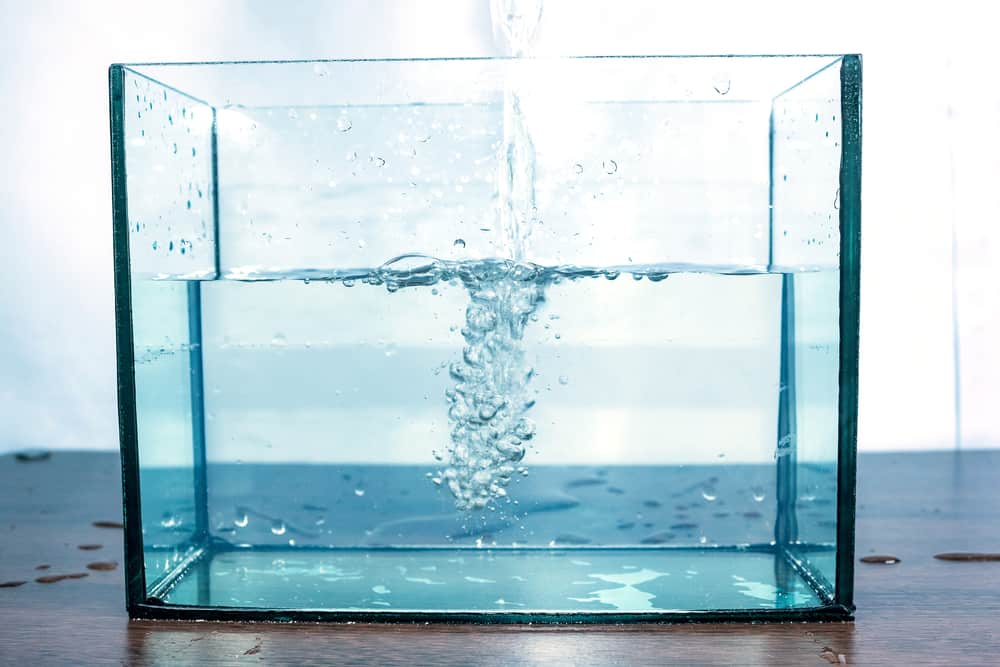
[125,7,844,614]
[133,261,840,612]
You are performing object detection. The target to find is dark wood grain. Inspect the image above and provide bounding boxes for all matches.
[1,450,999,665]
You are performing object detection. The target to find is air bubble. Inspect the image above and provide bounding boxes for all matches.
[712,76,731,95]
[437,264,544,510]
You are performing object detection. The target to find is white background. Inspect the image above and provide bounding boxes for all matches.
[0,0,997,454]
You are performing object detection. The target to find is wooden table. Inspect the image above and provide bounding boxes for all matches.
[1,450,998,665]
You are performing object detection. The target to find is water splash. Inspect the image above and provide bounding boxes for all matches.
[439,262,545,509]
[430,0,545,511]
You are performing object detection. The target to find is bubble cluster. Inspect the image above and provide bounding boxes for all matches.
[436,262,545,510]
[324,254,660,511]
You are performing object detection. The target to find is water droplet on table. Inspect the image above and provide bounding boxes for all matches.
[860,554,900,564]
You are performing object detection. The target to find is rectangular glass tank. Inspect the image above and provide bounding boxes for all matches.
[110,55,861,622]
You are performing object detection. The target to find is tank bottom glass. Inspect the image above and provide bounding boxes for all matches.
[142,463,836,614]
[163,549,822,612]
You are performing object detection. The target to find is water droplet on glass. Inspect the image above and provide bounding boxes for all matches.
[701,486,718,502]
[354,488,366,497]
[270,520,287,536]
[372,155,386,167]
[287,109,298,120]
[234,512,249,528]
[312,63,329,77]
[573,163,584,175]
[558,375,569,385]
[271,333,287,347]
[160,512,180,528]
[336,117,352,133]
[712,76,731,95]
[776,433,794,458]
[603,159,618,175]
[752,487,766,503]
[834,188,841,210]
[454,238,466,249]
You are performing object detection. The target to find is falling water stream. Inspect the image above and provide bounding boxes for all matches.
[434,0,547,509]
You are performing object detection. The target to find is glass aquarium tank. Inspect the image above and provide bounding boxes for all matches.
[110,53,861,622]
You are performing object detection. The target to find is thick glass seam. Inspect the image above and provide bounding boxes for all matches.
[109,63,147,612]
[835,54,863,611]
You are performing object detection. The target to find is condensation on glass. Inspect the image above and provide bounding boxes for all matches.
[111,55,861,622]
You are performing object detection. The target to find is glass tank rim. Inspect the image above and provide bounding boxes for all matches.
[112,54,859,69]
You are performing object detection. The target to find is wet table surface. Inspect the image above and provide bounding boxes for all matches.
[1,450,998,666]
